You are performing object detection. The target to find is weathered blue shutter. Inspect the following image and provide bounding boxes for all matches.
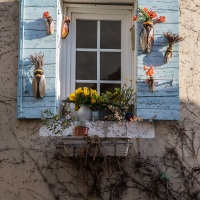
[136,0,179,120]
[17,0,59,118]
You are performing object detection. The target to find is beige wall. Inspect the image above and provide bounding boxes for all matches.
[0,0,200,199]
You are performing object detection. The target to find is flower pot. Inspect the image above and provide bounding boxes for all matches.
[74,126,89,136]
[98,109,112,121]
[77,105,92,121]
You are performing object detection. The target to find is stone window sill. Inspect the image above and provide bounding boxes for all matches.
[39,121,155,138]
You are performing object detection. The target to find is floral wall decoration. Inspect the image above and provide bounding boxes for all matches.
[132,5,165,53]
[61,16,71,39]
[30,53,46,98]
[163,32,183,63]
[143,65,155,93]
[43,11,54,35]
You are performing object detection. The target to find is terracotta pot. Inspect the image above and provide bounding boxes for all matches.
[74,126,89,136]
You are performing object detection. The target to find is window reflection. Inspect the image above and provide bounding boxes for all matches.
[76,83,97,90]
[100,52,121,80]
[100,21,121,49]
[100,84,121,94]
[76,20,97,48]
[76,52,97,80]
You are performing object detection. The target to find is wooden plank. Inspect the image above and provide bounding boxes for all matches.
[137,96,179,109]
[23,64,56,77]
[23,97,56,107]
[136,36,179,52]
[18,107,57,119]
[23,0,57,7]
[136,108,179,120]
[139,0,178,8]
[21,49,56,65]
[137,51,179,67]
[22,19,57,31]
[137,80,179,97]
[137,66,178,80]
[21,30,57,49]
[137,23,179,35]
[24,7,57,20]
[18,77,56,97]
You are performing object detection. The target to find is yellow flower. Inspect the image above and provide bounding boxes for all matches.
[69,93,75,101]
[90,89,98,97]
[126,77,129,80]
[83,87,90,96]
[91,98,96,104]
[75,87,83,94]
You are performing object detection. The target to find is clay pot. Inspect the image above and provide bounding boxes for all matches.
[74,126,89,136]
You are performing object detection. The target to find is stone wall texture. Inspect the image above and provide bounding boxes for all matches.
[0,0,200,199]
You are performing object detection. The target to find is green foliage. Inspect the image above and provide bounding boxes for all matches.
[42,110,74,134]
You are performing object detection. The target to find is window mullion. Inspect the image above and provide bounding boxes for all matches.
[97,20,100,94]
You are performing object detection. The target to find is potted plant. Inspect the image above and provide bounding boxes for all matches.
[97,78,142,123]
[67,87,99,121]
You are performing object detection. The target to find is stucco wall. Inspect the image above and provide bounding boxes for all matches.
[0,0,200,199]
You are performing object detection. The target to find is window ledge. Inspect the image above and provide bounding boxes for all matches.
[39,121,155,138]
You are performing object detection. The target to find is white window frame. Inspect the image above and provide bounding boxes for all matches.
[60,4,134,99]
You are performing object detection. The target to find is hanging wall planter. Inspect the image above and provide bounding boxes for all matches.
[57,136,131,157]
[30,53,46,98]
[140,20,154,53]
[43,11,54,35]
[132,5,165,53]
[163,32,183,63]
[143,65,155,93]
[61,17,71,39]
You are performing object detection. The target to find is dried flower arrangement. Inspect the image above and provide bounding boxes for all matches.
[144,65,155,93]
[163,32,184,63]
[43,11,54,35]
[30,53,46,98]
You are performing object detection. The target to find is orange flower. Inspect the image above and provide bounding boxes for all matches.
[43,11,50,18]
[149,11,157,19]
[157,16,165,22]
[132,15,138,21]
[143,7,149,13]
[143,66,148,70]
[144,65,154,77]
[148,66,154,76]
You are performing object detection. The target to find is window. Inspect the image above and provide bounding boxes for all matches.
[61,4,133,99]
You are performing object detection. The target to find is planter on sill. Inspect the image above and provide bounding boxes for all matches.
[56,136,130,157]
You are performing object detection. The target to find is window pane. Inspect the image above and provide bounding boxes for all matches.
[100,84,121,94]
[76,20,97,48]
[76,52,97,80]
[100,21,121,49]
[76,83,97,91]
[100,52,121,80]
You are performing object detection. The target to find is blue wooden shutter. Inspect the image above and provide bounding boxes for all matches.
[17,0,58,118]
[136,0,179,120]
